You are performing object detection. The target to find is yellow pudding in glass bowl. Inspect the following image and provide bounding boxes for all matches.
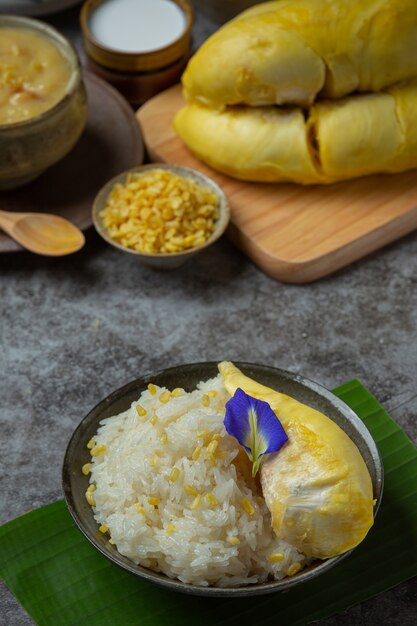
[0,16,87,190]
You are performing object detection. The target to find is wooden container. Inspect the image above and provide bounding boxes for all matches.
[80,0,193,104]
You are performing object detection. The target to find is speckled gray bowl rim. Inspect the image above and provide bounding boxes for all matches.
[92,163,230,260]
[62,361,384,597]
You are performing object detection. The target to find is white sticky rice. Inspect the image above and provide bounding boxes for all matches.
[89,375,309,587]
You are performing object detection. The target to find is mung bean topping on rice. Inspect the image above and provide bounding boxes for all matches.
[99,168,220,254]
[84,375,310,587]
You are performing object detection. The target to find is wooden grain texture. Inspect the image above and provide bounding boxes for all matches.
[137,85,417,283]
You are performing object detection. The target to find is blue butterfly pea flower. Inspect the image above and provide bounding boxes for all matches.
[224,388,288,476]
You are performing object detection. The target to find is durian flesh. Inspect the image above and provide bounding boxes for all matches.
[183,0,417,107]
[175,0,417,184]
[174,78,417,184]
[218,361,375,559]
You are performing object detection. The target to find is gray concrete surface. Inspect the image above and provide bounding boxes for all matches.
[1,2,416,625]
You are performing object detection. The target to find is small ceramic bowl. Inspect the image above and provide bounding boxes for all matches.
[0,15,87,190]
[62,361,384,597]
[92,164,231,269]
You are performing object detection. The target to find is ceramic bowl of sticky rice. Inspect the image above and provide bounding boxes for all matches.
[62,362,382,597]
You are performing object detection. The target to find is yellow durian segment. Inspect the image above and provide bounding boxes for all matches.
[309,93,401,180]
[175,80,417,184]
[183,0,417,107]
[386,78,417,172]
[174,103,321,184]
[218,361,375,558]
[182,15,325,108]
[353,0,417,95]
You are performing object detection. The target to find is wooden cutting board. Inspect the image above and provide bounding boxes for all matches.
[137,85,417,283]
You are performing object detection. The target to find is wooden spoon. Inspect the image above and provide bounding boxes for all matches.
[0,209,85,256]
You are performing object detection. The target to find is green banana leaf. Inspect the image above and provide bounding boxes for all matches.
[1,379,416,626]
